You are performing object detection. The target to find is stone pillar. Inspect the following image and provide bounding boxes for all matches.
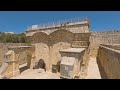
[3,50,20,78]
[48,45,53,72]
[30,54,36,69]
[27,45,36,70]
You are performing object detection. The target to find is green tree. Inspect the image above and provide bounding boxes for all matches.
[0,33,29,43]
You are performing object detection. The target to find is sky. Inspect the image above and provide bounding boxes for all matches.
[0,11,120,33]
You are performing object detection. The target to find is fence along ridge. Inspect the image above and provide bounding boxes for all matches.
[27,17,87,30]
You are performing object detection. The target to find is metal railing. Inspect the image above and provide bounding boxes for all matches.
[27,17,87,31]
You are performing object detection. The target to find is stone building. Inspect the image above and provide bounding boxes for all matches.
[0,17,91,79]
[1,17,120,79]
[24,18,90,78]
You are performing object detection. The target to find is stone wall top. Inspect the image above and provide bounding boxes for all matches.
[100,44,120,54]
[59,48,85,53]
[8,46,33,49]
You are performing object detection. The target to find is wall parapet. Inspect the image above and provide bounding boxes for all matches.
[26,17,88,31]
[97,44,120,79]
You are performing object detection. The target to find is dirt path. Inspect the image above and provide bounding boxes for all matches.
[11,69,60,79]
[85,57,101,79]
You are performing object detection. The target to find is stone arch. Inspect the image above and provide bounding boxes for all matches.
[17,50,29,73]
[17,49,34,73]
[49,29,74,45]
[31,32,49,44]
[49,29,74,65]
[33,59,46,71]
[31,32,50,71]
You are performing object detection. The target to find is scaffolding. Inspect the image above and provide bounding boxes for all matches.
[27,17,87,31]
